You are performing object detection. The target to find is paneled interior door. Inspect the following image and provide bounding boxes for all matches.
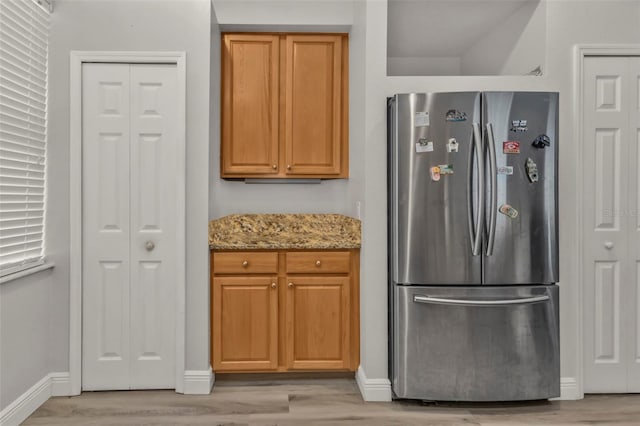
[583,56,640,392]
[82,63,178,390]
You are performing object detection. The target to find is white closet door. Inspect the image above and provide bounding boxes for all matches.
[82,63,177,390]
[129,64,177,389]
[82,63,132,390]
[627,57,640,391]
[583,56,640,393]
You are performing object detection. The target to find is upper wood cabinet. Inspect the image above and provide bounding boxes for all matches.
[221,33,349,179]
[221,34,280,176]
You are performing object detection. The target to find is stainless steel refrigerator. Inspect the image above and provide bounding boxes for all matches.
[388,92,560,401]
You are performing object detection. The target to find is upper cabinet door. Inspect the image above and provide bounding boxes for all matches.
[221,34,280,176]
[284,35,347,177]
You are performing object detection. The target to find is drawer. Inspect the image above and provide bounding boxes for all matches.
[286,251,350,274]
[213,252,278,274]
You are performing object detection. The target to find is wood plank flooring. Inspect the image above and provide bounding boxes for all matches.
[25,377,640,425]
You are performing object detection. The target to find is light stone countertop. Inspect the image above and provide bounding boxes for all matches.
[209,214,361,250]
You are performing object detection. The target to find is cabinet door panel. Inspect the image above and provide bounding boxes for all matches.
[285,276,350,369]
[284,35,344,176]
[222,34,279,176]
[212,276,278,371]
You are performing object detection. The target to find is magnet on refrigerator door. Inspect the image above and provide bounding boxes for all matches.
[415,111,430,127]
[445,109,467,122]
[430,166,441,181]
[503,141,521,154]
[525,158,539,182]
[510,120,528,132]
[497,166,514,175]
[416,138,434,153]
[499,204,519,219]
[438,164,454,175]
[446,138,459,153]
[532,134,550,149]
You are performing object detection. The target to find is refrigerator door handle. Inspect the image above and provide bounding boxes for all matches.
[485,122,498,256]
[468,122,484,256]
[413,294,550,306]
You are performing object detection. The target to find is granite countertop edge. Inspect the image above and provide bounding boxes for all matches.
[209,213,361,251]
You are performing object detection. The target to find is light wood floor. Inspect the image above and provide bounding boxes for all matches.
[25,377,640,425]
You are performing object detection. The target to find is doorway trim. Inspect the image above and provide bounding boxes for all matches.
[69,51,187,395]
[574,44,640,399]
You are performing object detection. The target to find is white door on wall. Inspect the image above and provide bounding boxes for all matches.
[82,63,178,390]
[583,56,640,393]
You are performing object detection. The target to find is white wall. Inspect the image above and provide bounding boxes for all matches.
[387,57,461,76]
[0,270,55,410]
[460,0,546,75]
[210,7,221,220]
[46,0,211,379]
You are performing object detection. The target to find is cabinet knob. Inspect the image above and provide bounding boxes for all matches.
[272,164,277,169]
[315,260,321,267]
[145,241,155,251]
[242,260,249,267]
[288,282,294,288]
[287,164,292,170]
[604,241,614,249]
[271,282,277,289]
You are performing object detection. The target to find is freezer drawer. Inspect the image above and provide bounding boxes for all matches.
[392,285,559,401]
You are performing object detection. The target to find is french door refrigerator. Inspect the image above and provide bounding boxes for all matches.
[388,92,560,401]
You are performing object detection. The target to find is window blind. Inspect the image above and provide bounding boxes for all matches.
[0,0,49,276]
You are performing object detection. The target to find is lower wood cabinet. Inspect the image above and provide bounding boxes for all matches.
[212,276,278,371]
[211,249,359,372]
[285,275,350,370]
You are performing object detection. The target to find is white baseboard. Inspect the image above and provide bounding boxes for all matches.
[49,372,72,397]
[1,375,51,426]
[0,372,72,426]
[183,367,214,395]
[355,366,392,402]
[557,377,582,400]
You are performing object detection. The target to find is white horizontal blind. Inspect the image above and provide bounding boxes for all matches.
[0,0,49,276]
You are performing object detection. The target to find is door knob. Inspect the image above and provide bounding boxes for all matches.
[604,241,614,249]
[145,241,155,251]
[271,282,277,289]
[288,282,294,288]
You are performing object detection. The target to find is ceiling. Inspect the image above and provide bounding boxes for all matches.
[387,0,536,58]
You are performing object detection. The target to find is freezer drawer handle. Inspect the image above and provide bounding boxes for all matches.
[413,294,550,306]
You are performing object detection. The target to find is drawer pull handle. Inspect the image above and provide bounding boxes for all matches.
[315,260,321,267]
[288,282,294,288]
[242,260,249,267]
[271,282,276,289]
